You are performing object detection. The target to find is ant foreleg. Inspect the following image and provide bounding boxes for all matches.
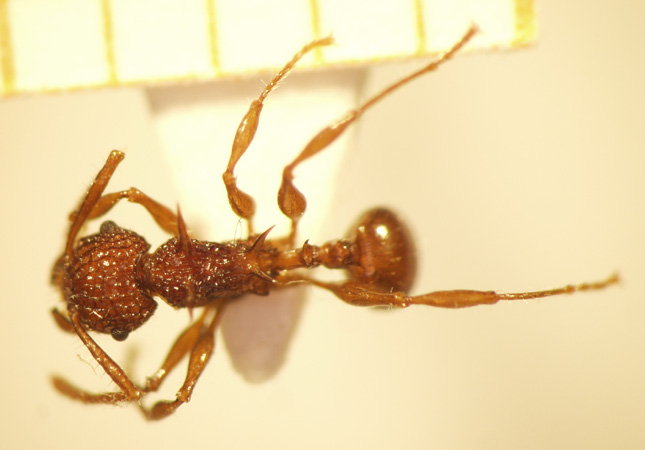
[305,273,619,308]
[51,310,143,405]
[141,301,224,420]
[222,38,333,237]
[277,26,478,244]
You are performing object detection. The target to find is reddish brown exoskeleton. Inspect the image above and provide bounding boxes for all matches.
[50,27,618,420]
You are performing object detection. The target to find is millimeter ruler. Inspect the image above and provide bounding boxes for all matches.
[0,0,534,96]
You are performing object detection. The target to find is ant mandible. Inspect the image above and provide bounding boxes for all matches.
[50,26,618,420]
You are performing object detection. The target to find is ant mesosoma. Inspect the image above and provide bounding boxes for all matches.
[50,26,618,420]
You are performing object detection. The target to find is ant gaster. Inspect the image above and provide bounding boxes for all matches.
[50,26,618,420]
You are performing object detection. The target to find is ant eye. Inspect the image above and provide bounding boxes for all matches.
[100,220,119,234]
[110,328,129,341]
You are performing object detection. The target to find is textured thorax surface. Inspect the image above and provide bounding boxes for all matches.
[140,238,272,308]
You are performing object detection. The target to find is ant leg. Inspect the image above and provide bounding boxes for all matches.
[222,38,333,237]
[143,307,210,393]
[303,273,619,308]
[53,304,219,414]
[51,310,143,405]
[51,309,74,334]
[141,301,224,420]
[82,187,178,235]
[66,152,179,249]
[278,26,478,244]
[65,150,125,257]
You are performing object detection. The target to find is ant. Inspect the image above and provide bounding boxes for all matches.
[50,26,618,420]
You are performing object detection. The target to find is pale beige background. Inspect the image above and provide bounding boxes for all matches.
[1,1,644,449]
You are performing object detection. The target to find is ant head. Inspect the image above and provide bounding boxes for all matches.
[62,221,158,341]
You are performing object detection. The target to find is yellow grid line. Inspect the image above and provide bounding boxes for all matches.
[308,0,324,64]
[0,0,15,93]
[513,0,536,46]
[413,0,427,55]
[0,1,535,96]
[206,0,221,75]
[101,0,117,84]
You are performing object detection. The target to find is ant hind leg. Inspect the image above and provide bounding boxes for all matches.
[307,273,620,308]
[277,26,479,244]
[222,38,333,238]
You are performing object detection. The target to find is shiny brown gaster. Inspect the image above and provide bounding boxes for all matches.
[50,26,618,420]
